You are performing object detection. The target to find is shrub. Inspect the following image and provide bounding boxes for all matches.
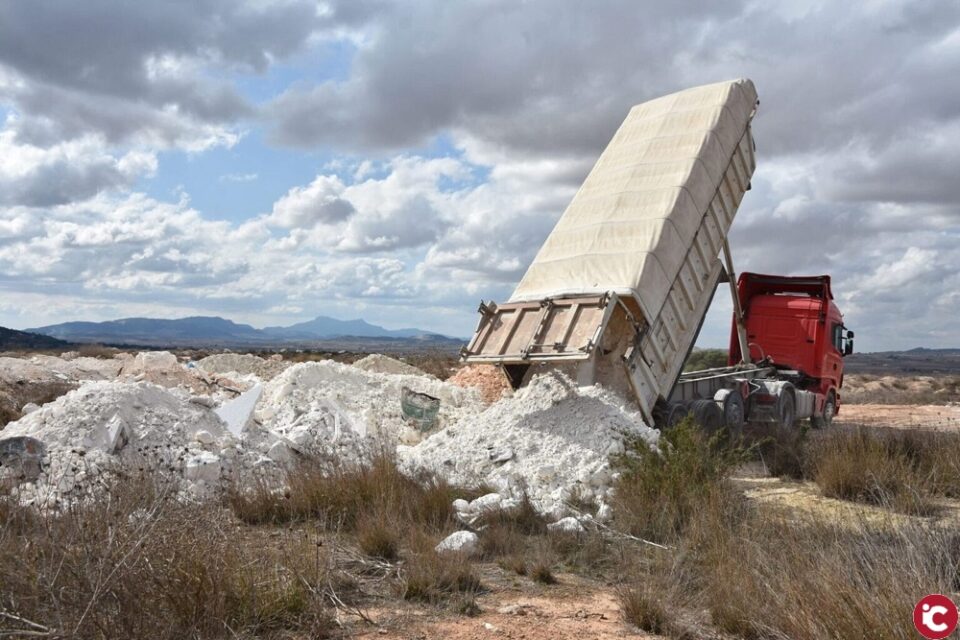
[612,418,747,543]
[401,551,482,604]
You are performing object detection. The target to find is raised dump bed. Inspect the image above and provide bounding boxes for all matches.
[462,79,760,425]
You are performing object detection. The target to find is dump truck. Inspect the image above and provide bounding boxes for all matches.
[460,78,854,431]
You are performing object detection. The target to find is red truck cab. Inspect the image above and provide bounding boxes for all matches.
[728,273,854,423]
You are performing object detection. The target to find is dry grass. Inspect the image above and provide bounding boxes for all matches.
[227,454,471,533]
[612,421,960,640]
[400,551,483,604]
[619,587,670,635]
[0,476,334,639]
[807,428,960,514]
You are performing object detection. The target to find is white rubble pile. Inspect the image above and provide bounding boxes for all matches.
[29,354,127,380]
[1,354,657,525]
[353,353,430,377]
[1,381,246,505]
[401,371,657,516]
[196,353,290,381]
[257,360,483,446]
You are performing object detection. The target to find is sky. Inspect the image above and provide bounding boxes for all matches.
[0,0,957,352]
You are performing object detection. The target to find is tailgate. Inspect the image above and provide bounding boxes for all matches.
[461,294,622,363]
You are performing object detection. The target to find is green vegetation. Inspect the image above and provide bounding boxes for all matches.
[683,348,728,372]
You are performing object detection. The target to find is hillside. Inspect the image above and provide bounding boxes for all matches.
[0,326,71,350]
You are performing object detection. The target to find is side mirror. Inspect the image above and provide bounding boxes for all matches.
[847,330,855,339]
[844,340,854,357]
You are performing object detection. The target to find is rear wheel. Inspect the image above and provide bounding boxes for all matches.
[715,389,745,435]
[775,389,796,428]
[811,391,836,428]
[690,398,723,432]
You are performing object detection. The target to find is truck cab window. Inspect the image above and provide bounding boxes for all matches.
[831,323,843,353]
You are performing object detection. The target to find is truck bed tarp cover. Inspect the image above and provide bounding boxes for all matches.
[509,79,758,318]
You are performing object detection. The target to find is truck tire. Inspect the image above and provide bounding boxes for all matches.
[714,389,745,435]
[811,391,836,429]
[665,401,690,428]
[775,389,796,428]
[690,398,723,432]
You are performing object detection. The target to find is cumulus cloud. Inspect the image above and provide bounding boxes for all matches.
[0,125,156,207]
[270,175,355,228]
[0,0,327,150]
[0,0,957,348]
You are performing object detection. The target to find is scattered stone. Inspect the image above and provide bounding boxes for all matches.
[546,516,585,533]
[435,530,479,555]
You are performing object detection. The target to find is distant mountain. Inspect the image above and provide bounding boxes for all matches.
[0,326,71,350]
[264,316,429,339]
[26,315,453,348]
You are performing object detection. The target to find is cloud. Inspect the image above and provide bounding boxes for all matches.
[0,0,327,151]
[0,125,157,207]
[269,175,355,228]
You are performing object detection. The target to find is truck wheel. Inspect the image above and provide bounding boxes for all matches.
[811,391,836,429]
[690,398,723,432]
[715,389,745,435]
[665,402,689,428]
[775,389,796,428]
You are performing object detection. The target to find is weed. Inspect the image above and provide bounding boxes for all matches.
[401,551,482,604]
[620,588,669,635]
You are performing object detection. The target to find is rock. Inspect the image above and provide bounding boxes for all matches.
[468,492,503,513]
[547,516,585,533]
[194,430,215,445]
[21,402,40,415]
[435,530,479,555]
[452,498,470,513]
[488,446,514,463]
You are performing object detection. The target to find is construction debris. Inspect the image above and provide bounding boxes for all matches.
[0,351,653,523]
[196,353,290,380]
[353,353,430,377]
[401,371,657,516]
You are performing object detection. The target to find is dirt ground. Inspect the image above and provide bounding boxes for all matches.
[837,403,960,430]
[359,577,634,640]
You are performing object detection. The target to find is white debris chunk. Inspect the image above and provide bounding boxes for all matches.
[215,383,263,437]
[435,530,479,555]
[547,516,586,533]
